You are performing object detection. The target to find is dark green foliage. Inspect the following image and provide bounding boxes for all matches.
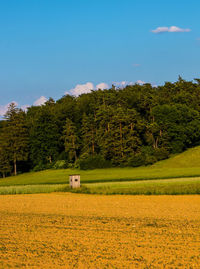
[53,160,68,169]
[63,118,79,162]
[81,113,97,155]
[154,148,169,161]
[151,104,200,153]
[127,146,166,167]
[0,103,29,175]
[28,101,60,166]
[127,153,145,167]
[32,162,53,172]
[0,146,12,177]
[1,77,200,177]
[96,106,143,165]
[32,162,48,172]
[76,155,112,170]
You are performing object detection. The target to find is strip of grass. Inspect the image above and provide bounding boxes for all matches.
[1,177,200,195]
[82,177,200,195]
[0,184,69,195]
[2,167,200,187]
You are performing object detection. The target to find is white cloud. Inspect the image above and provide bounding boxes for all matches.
[69,82,94,96]
[67,80,147,96]
[151,27,169,33]
[114,81,130,88]
[114,81,139,88]
[33,96,47,106]
[169,26,191,32]
[21,105,30,112]
[113,80,146,88]
[68,82,109,96]
[136,80,145,85]
[152,26,191,34]
[96,82,109,90]
[0,101,18,117]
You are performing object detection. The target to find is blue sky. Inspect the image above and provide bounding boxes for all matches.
[0,0,200,115]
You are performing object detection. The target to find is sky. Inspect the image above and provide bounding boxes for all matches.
[0,0,200,116]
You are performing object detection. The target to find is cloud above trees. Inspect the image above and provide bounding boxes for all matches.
[0,102,30,117]
[96,82,109,90]
[0,80,148,115]
[68,82,109,96]
[0,102,18,117]
[33,96,48,106]
[113,80,145,88]
[0,96,47,118]
[68,80,147,96]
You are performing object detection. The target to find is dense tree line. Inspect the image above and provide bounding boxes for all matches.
[1,77,200,177]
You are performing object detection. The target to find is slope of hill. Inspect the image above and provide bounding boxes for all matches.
[154,146,200,168]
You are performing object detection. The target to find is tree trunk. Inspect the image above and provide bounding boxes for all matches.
[107,123,110,133]
[14,157,17,176]
[92,128,95,155]
[152,134,156,149]
[130,123,133,131]
[120,122,123,157]
[155,137,159,148]
[72,137,77,161]
[74,150,77,162]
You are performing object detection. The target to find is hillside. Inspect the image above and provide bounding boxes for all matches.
[154,146,200,168]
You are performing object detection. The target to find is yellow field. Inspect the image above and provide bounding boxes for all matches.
[0,194,200,268]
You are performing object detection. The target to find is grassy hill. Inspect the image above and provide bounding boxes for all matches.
[1,146,200,195]
[153,146,200,168]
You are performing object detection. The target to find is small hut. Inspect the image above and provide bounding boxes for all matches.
[69,174,80,188]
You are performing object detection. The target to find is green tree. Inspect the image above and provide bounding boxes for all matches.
[2,103,29,175]
[63,118,79,162]
[0,140,11,178]
[96,106,142,165]
[81,114,97,156]
[29,104,60,166]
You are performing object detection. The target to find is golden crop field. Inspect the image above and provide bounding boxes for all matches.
[0,194,200,268]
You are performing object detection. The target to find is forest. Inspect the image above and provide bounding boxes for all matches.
[1,77,200,177]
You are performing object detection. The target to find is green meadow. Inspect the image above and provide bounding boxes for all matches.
[84,177,200,195]
[1,146,200,195]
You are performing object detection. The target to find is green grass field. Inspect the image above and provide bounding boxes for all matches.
[0,184,68,195]
[83,177,200,195]
[1,166,200,186]
[1,146,200,195]
[0,177,200,195]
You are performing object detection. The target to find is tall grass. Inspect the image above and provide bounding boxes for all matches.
[83,177,200,195]
[2,166,200,187]
[0,184,69,195]
[0,177,200,195]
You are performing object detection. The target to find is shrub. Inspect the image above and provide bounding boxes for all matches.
[144,155,157,165]
[53,160,67,169]
[127,153,145,167]
[32,162,47,172]
[154,148,169,161]
[128,146,169,167]
[76,155,112,170]
[171,140,185,153]
[32,162,53,172]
